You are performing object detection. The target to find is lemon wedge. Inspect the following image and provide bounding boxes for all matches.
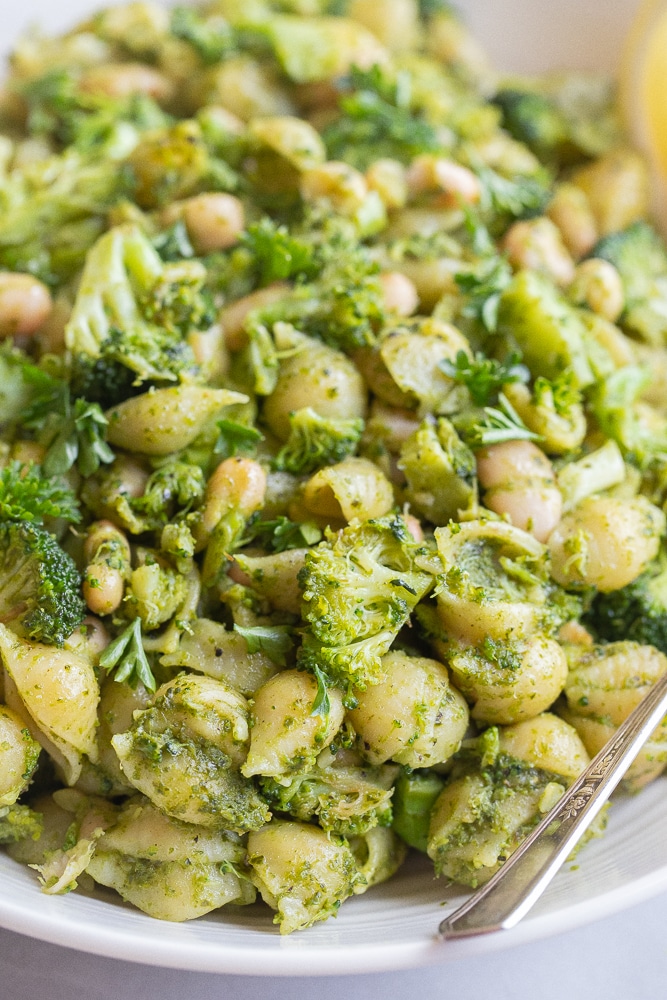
[620,0,667,227]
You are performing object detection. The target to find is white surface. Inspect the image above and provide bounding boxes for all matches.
[2,0,665,986]
[2,892,667,1000]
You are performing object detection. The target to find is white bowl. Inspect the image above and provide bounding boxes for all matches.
[1,0,662,977]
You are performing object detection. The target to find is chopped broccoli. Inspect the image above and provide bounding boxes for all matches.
[64,223,211,386]
[391,769,446,852]
[0,521,85,646]
[0,804,43,845]
[591,221,667,346]
[589,365,667,469]
[493,88,570,162]
[496,269,595,388]
[170,6,237,64]
[273,407,364,475]
[584,551,667,653]
[0,148,134,286]
[0,461,80,524]
[19,68,171,153]
[261,752,397,836]
[298,516,434,693]
[130,460,205,529]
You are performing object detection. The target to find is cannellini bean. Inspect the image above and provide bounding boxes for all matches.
[546,183,599,260]
[176,193,245,255]
[548,495,665,591]
[406,155,481,206]
[300,161,368,214]
[0,272,53,338]
[476,440,562,543]
[82,521,131,617]
[502,217,575,287]
[379,272,418,317]
[569,258,625,322]
[219,283,290,353]
[348,0,420,52]
[365,158,407,210]
[79,62,174,103]
[571,148,649,236]
[198,457,267,539]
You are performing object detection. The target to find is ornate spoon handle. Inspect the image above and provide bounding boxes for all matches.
[440,668,667,939]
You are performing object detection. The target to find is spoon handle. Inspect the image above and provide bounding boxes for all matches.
[440,669,667,940]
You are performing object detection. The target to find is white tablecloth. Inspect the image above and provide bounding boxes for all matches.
[2,891,667,1000]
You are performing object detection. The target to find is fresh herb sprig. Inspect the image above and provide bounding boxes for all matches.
[463,392,541,449]
[100,618,156,693]
[441,349,529,406]
[234,624,294,666]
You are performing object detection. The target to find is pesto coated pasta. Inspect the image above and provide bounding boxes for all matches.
[2,0,667,933]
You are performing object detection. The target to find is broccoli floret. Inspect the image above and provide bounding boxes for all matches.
[0,461,80,524]
[65,223,212,386]
[240,218,319,287]
[591,221,667,346]
[298,515,434,693]
[260,753,397,836]
[497,270,595,388]
[589,365,667,469]
[273,407,364,475]
[0,521,85,646]
[584,552,667,653]
[0,149,134,286]
[493,88,570,162]
[19,68,171,153]
[131,460,205,529]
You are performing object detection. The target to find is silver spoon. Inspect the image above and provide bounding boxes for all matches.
[440,668,667,939]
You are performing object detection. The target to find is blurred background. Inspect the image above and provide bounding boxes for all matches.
[2,0,641,73]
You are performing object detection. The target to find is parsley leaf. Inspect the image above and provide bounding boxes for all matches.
[214,418,264,459]
[41,399,115,478]
[250,516,322,553]
[441,349,529,406]
[463,392,542,449]
[100,618,156,693]
[310,664,331,719]
[234,624,294,666]
[477,164,550,219]
[323,66,441,170]
[0,462,80,524]
[455,255,513,333]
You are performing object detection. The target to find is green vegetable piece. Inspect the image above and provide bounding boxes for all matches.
[214,419,263,459]
[497,270,595,388]
[233,624,294,667]
[592,221,667,347]
[392,770,446,853]
[273,407,364,475]
[0,804,43,845]
[462,392,542,449]
[298,515,434,692]
[399,418,475,526]
[493,88,570,161]
[0,521,85,646]
[0,462,80,524]
[100,618,157,693]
